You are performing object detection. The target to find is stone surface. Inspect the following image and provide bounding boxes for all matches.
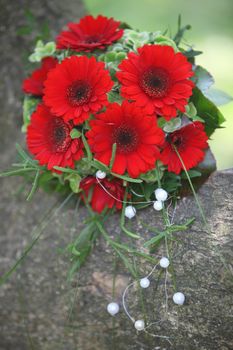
[0,1,233,350]
[1,169,233,350]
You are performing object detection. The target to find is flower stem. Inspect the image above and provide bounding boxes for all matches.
[173,145,208,227]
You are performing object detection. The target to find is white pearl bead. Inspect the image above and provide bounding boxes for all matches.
[107,302,120,316]
[134,319,145,331]
[173,292,185,305]
[159,257,170,268]
[154,188,168,202]
[96,170,106,179]
[140,277,150,289]
[125,205,136,219]
[153,200,163,211]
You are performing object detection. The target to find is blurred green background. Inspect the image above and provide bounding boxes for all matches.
[84,0,233,169]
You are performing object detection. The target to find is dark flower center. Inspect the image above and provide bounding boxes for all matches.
[140,67,171,98]
[167,134,184,150]
[113,124,139,153]
[67,80,92,106]
[85,35,101,44]
[49,118,71,152]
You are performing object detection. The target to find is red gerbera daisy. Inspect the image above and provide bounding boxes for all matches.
[117,45,194,120]
[43,56,113,125]
[22,57,58,96]
[27,104,84,171]
[56,15,123,52]
[80,176,125,213]
[86,101,165,178]
[160,122,208,174]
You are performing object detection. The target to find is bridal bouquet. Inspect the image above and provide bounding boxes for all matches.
[1,15,231,325]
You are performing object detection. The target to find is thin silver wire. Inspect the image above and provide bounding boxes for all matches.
[96,175,155,205]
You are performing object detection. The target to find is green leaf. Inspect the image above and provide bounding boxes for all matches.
[140,169,159,183]
[154,35,178,51]
[109,143,117,170]
[65,173,81,193]
[180,170,202,179]
[67,222,97,279]
[183,49,202,58]
[70,129,81,139]
[162,172,181,193]
[157,117,166,128]
[116,52,126,60]
[26,169,40,200]
[185,102,197,118]
[194,66,214,93]
[22,96,39,132]
[0,167,37,177]
[163,117,181,133]
[53,166,79,174]
[82,133,92,162]
[91,159,109,173]
[144,232,166,247]
[108,91,122,103]
[29,40,56,62]
[173,15,191,46]
[111,172,142,183]
[205,88,233,106]
[191,87,225,136]
[16,143,38,166]
[105,52,117,62]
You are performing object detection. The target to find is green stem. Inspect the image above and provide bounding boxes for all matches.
[0,193,73,286]
[156,163,170,257]
[173,145,208,227]
[120,189,140,239]
[133,257,148,325]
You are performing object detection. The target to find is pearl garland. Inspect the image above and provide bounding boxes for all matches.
[155,188,168,202]
[134,319,145,331]
[124,205,136,219]
[159,257,170,268]
[96,170,106,179]
[107,302,120,315]
[173,292,185,305]
[140,277,150,288]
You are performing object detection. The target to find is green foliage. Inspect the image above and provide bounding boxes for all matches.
[66,221,98,280]
[82,132,93,162]
[70,128,82,139]
[180,169,202,179]
[162,172,181,193]
[173,15,191,46]
[111,172,142,183]
[194,65,214,93]
[22,96,39,132]
[29,40,56,62]
[191,87,225,136]
[139,169,160,184]
[65,173,81,193]
[163,117,182,133]
[109,143,117,170]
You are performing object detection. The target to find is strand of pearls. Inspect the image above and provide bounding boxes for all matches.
[97,171,186,335]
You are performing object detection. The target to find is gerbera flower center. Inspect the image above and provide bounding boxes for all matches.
[113,124,139,153]
[167,134,185,150]
[85,35,101,44]
[49,118,71,152]
[67,80,92,106]
[140,67,171,98]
